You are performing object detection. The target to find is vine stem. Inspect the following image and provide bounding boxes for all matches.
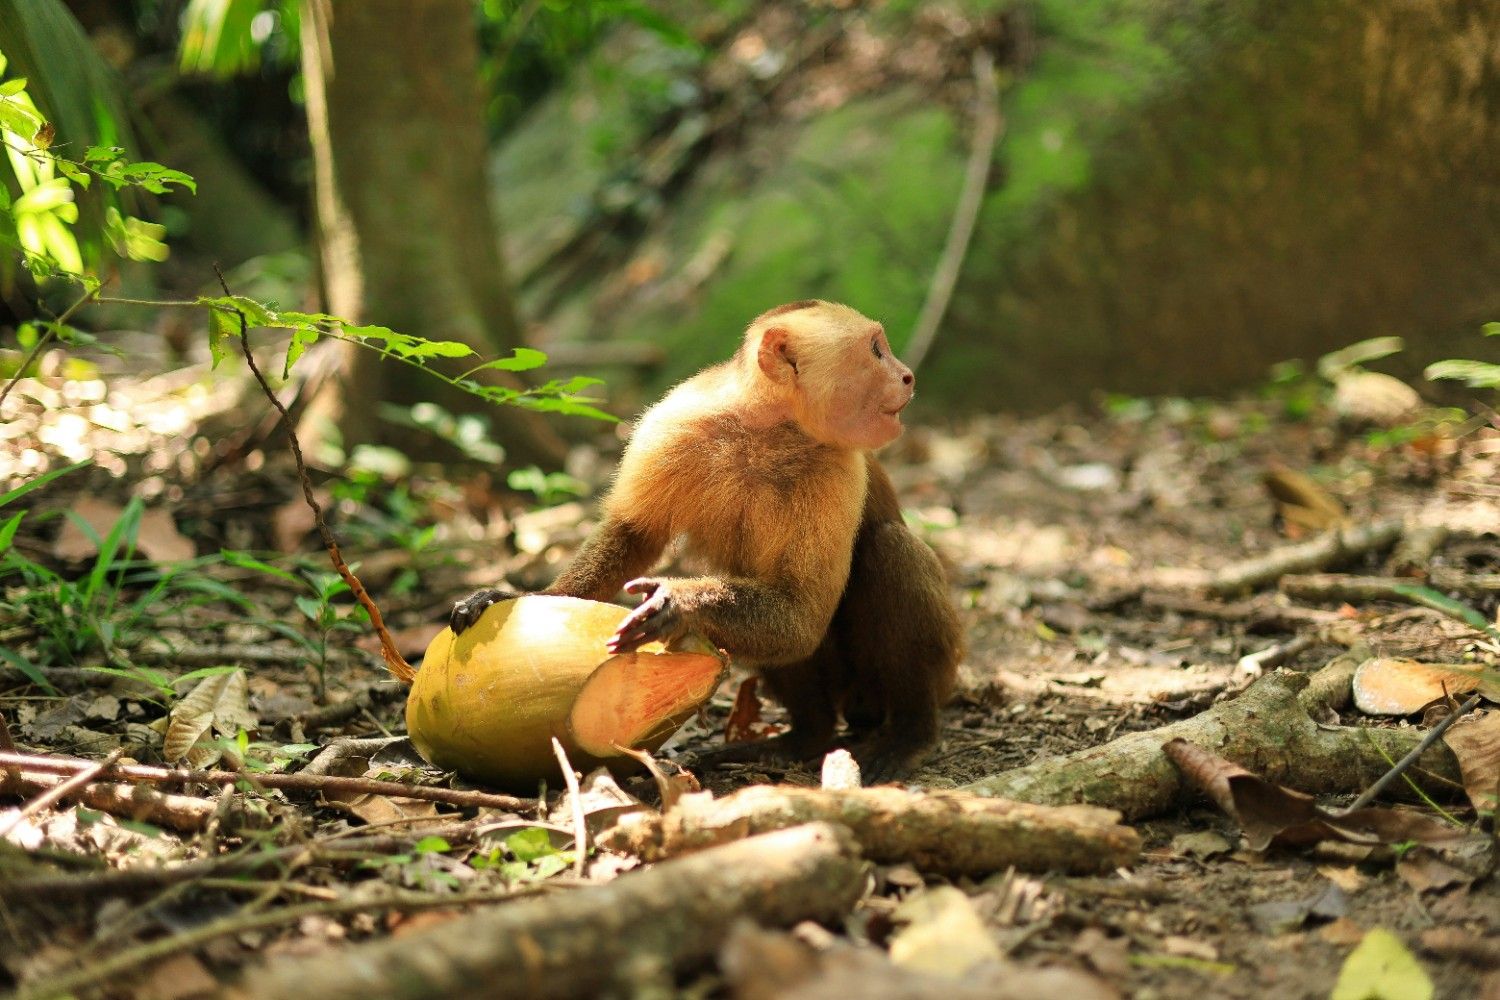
[213,264,418,684]
[0,279,100,412]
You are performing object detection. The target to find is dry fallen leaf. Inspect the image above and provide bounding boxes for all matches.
[164,669,256,767]
[1263,464,1345,536]
[1163,738,1467,851]
[1332,371,1422,428]
[1331,928,1433,1000]
[1352,658,1494,716]
[1442,710,1500,814]
[724,675,767,744]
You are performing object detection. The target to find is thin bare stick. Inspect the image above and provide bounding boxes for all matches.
[0,751,533,812]
[0,710,14,753]
[213,264,416,683]
[551,737,588,878]
[0,280,101,411]
[1343,693,1483,813]
[0,748,121,838]
[903,48,1002,372]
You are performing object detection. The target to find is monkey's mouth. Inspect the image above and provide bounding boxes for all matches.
[884,396,913,416]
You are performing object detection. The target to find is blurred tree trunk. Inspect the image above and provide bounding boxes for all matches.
[299,0,566,466]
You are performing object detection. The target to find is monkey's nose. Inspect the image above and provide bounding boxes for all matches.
[902,372,914,386]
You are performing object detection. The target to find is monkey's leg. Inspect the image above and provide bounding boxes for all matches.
[691,639,842,769]
[834,521,962,784]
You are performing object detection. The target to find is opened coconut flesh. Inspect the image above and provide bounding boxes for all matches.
[407,595,725,790]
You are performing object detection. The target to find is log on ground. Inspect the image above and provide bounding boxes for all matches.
[240,822,866,1000]
[961,671,1462,821]
[598,785,1138,876]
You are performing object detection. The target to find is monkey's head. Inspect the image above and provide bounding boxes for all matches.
[746,300,915,450]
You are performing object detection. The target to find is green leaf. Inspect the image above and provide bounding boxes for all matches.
[0,647,58,695]
[0,459,89,508]
[0,98,43,137]
[207,304,237,369]
[505,827,562,862]
[345,323,473,360]
[1390,584,1498,637]
[1331,929,1432,1000]
[0,510,24,551]
[53,157,90,189]
[413,836,451,854]
[1424,359,1500,390]
[1317,337,1404,381]
[0,78,28,96]
[1482,322,1499,337]
[474,347,548,373]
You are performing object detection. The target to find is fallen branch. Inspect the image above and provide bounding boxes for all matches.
[0,751,533,813]
[1203,519,1403,597]
[0,767,217,832]
[599,785,1138,876]
[1281,573,1440,604]
[1427,567,1500,595]
[0,749,121,838]
[14,885,543,1000]
[961,672,1463,820]
[242,822,867,1000]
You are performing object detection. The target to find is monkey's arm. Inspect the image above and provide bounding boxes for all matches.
[546,517,667,602]
[449,517,666,635]
[610,571,841,663]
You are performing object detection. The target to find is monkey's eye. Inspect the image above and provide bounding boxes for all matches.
[871,337,883,359]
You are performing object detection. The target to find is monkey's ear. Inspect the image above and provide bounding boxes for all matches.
[757,327,798,383]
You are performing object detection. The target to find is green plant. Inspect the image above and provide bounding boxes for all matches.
[507,465,588,507]
[0,471,245,681]
[1425,322,1500,392]
[469,826,578,882]
[359,834,462,891]
[222,551,368,697]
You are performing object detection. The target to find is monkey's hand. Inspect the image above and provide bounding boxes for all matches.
[609,577,686,652]
[449,588,520,635]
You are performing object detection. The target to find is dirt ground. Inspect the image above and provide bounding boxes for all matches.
[1,349,1497,999]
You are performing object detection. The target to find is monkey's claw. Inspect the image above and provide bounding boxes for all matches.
[608,578,683,652]
[449,588,518,635]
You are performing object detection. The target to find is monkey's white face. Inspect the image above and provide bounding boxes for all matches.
[796,318,914,451]
[751,301,915,451]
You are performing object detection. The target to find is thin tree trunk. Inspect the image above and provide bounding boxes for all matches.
[299,0,566,466]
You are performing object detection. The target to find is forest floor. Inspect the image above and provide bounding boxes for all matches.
[1,346,1498,1000]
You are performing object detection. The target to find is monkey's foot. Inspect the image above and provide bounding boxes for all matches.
[689,731,836,770]
[848,735,933,785]
[448,588,519,635]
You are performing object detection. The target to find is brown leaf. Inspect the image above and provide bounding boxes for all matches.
[1163,738,1466,851]
[51,497,123,561]
[889,887,1002,978]
[1442,710,1500,814]
[163,670,255,765]
[1352,658,1493,716]
[1396,850,1473,895]
[136,507,195,562]
[1263,464,1345,534]
[724,675,765,744]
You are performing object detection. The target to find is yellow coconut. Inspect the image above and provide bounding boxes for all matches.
[406,595,725,790]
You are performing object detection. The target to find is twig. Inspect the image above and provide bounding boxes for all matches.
[14,886,536,1000]
[0,710,14,752]
[0,280,102,412]
[0,748,121,838]
[0,751,533,812]
[1203,519,1404,597]
[1342,693,1483,813]
[551,737,588,878]
[903,48,1001,373]
[1237,633,1319,679]
[215,264,416,684]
